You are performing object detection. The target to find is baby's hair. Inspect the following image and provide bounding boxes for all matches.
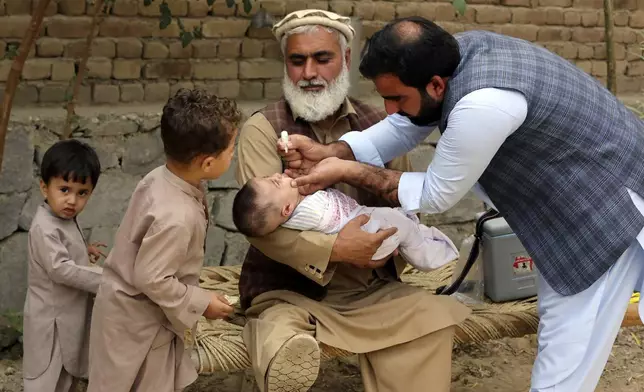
[160,88,242,164]
[40,139,101,187]
[232,179,274,238]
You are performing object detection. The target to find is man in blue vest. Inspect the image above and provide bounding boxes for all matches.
[280,16,644,391]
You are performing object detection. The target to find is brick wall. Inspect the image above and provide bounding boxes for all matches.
[0,0,642,105]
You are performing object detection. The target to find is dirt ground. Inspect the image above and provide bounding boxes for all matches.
[2,326,644,392]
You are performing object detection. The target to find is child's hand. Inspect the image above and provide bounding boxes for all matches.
[87,242,107,263]
[203,293,234,320]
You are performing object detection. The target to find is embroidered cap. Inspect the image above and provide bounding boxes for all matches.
[272,9,355,43]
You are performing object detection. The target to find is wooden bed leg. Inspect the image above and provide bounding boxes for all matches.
[622,303,642,328]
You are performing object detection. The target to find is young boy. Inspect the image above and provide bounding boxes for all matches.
[232,172,459,271]
[87,89,240,392]
[23,139,105,392]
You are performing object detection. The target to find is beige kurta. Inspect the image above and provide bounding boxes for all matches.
[23,203,103,389]
[24,332,76,392]
[236,99,471,391]
[87,166,213,392]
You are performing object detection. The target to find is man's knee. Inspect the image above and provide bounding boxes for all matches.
[242,302,317,366]
[257,302,315,325]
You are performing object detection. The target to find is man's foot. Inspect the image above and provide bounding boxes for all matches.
[265,334,320,392]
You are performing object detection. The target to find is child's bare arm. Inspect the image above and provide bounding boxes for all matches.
[132,222,213,331]
[31,227,103,294]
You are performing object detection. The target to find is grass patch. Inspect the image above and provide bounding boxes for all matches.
[0,311,23,334]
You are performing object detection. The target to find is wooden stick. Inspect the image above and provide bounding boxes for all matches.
[61,0,106,140]
[603,0,616,94]
[0,0,52,171]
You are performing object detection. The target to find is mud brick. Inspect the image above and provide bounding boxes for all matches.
[144,41,169,59]
[47,16,92,39]
[120,83,145,102]
[192,60,238,79]
[113,59,142,80]
[144,82,170,102]
[117,38,143,58]
[93,84,120,103]
[37,38,64,58]
[202,19,249,38]
[239,59,282,79]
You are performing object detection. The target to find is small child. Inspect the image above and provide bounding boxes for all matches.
[23,139,105,392]
[87,89,240,392]
[232,173,459,271]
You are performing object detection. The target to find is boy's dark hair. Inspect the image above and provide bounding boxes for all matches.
[359,17,460,90]
[161,88,243,164]
[232,179,273,238]
[40,139,101,187]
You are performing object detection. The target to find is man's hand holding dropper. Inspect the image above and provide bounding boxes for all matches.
[277,134,400,269]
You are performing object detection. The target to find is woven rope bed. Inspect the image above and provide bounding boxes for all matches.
[190,262,641,374]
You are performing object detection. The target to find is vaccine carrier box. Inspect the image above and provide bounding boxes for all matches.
[479,214,539,302]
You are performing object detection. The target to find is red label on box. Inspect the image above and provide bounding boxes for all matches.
[513,256,534,275]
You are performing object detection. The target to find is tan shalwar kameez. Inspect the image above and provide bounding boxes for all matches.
[236,99,471,392]
[87,166,213,392]
[23,203,103,392]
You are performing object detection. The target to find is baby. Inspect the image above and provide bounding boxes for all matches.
[232,173,459,271]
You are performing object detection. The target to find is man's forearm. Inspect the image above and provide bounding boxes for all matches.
[344,161,402,206]
[328,141,356,161]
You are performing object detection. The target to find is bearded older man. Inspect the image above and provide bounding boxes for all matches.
[234,9,470,392]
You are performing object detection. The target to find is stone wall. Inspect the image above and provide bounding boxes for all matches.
[0,0,643,105]
[0,112,249,311]
[0,107,484,312]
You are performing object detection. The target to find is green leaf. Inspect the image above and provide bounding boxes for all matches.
[159,1,171,16]
[180,32,194,48]
[0,311,23,334]
[4,43,19,60]
[144,0,153,6]
[207,0,215,5]
[192,25,204,39]
[159,15,172,29]
[159,1,172,30]
[226,0,235,8]
[103,0,116,14]
[242,0,252,14]
[452,0,467,16]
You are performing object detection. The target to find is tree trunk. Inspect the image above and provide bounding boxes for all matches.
[0,0,52,172]
[603,0,616,94]
[62,0,107,139]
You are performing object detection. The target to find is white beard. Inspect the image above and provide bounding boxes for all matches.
[282,66,351,123]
